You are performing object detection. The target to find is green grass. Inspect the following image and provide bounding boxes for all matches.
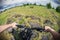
[0,5,60,40]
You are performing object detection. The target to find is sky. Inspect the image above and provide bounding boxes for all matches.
[2,0,50,5]
[0,0,60,10]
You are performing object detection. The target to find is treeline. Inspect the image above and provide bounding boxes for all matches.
[0,3,60,13]
[46,3,60,13]
[23,3,60,13]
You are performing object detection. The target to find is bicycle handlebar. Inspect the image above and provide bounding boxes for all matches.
[16,25,45,32]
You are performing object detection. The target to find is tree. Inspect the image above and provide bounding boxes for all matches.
[33,3,36,5]
[46,3,51,9]
[26,3,29,5]
[56,6,60,13]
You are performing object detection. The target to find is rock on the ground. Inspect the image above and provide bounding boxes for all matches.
[6,18,14,24]
[41,35,49,40]
[29,21,40,28]
[44,20,53,25]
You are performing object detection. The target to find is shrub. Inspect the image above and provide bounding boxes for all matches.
[56,6,60,13]
[30,6,34,8]
[39,4,42,6]
[23,4,27,6]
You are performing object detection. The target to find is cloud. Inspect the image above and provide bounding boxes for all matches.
[2,0,50,5]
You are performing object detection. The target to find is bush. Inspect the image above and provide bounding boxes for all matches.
[46,3,51,9]
[56,6,60,13]
[30,6,34,8]
[39,4,42,6]
[23,4,27,6]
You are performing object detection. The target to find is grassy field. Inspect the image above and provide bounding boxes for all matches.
[0,5,60,40]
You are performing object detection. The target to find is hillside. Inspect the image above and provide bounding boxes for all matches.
[0,5,60,40]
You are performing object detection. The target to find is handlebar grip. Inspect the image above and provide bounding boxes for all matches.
[31,27,45,32]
